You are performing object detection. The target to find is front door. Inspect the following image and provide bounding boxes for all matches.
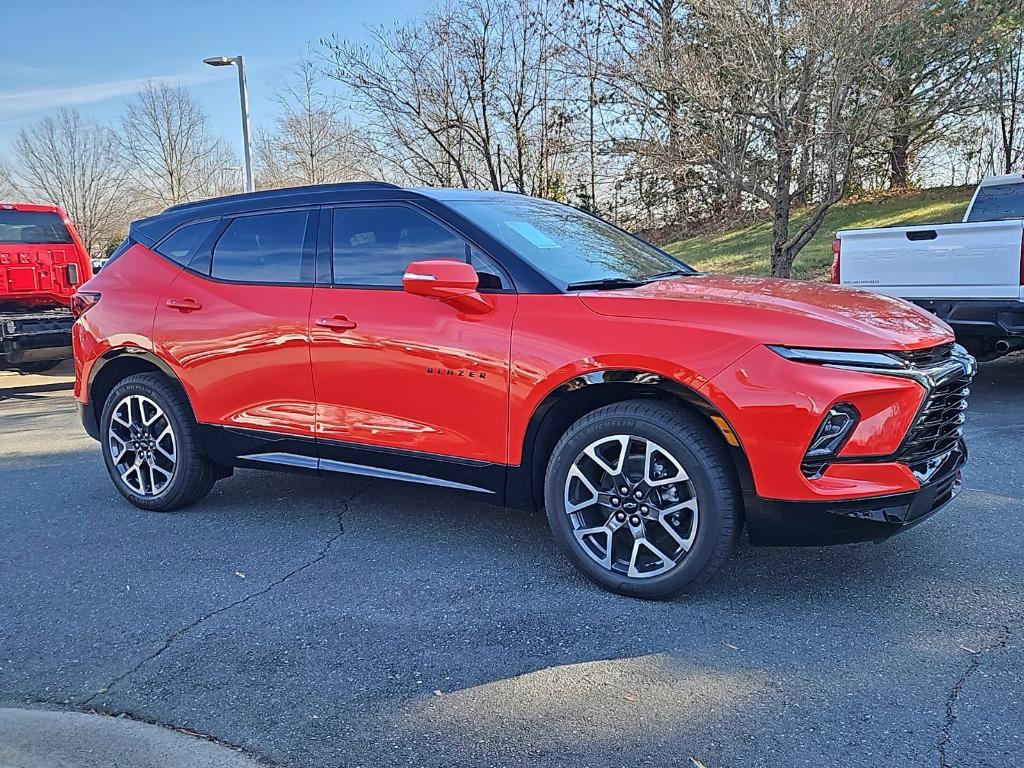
[308,203,516,491]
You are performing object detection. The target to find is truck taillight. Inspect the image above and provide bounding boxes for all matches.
[71,291,100,319]
[830,239,841,284]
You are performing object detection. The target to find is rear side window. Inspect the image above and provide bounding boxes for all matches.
[332,205,466,287]
[155,220,218,266]
[212,210,311,284]
[967,182,1024,222]
[0,210,73,245]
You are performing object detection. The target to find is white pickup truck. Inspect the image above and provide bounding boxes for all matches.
[834,173,1024,360]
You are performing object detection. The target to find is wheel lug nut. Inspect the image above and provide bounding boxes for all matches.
[615,512,626,522]
[620,486,628,494]
[640,505,648,513]
[630,516,641,526]
[610,497,620,506]
[634,490,643,499]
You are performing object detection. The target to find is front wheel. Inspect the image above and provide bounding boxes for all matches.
[544,400,741,598]
[100,373,216,511]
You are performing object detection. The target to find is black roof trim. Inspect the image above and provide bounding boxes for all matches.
[130,182,414,247]
[162,181,401,215]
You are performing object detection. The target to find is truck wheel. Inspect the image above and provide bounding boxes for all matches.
[544,399,741,599]
[99,373,216,512]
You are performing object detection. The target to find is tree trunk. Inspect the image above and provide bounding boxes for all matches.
[770,143,794,278]
[889,131,911,189]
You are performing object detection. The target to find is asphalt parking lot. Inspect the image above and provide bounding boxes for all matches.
[1,356,1021,768]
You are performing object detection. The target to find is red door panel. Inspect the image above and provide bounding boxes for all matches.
[153,269,316,437]
[309,288,516,463]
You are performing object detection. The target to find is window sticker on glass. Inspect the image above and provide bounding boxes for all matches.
[507,221,561,248]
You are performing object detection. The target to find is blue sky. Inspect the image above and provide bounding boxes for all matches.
[0,0,432,157]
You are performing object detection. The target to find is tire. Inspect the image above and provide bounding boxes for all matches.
[99,372,216,512]
[544,399,741,599]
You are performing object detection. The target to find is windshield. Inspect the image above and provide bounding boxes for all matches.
[966,182,1024,222]
[0,210,73,245]
[447,197,693,288]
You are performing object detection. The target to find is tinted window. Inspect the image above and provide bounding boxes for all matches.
[448,197,691,288]
[0,210,73,245]
[966,182,1024,222]
[332,206,466,286]
[155,220,218,266]
[212,210,311,284]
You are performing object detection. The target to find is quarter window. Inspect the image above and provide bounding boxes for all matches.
[155,220,218,266]
[332,206,467,287]
[212,210,311,284]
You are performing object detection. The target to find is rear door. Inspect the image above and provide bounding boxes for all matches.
[153,209,319,445]
[838,220,1024,300]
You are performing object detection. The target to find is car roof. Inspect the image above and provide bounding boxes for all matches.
[129,182,539,247]
[977,173,1024,188]
[0,202,67,215]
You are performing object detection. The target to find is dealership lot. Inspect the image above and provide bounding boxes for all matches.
[1,357,1021,768]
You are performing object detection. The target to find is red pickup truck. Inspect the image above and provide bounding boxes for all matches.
[0,203,92,372]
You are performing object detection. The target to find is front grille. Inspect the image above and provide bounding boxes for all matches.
[897,342,954,367]
[897,366,972,472]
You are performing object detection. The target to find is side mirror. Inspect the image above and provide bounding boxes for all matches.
[402,260,493,314]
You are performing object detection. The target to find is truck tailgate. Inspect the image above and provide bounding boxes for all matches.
[0,245,83,306]
[837,220,1023,299]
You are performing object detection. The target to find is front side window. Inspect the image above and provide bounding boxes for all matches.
[447,197,692,288]
[155,220,218,266]
[0,210,73,245]
[211,210,311,284]
[332,205,467,287]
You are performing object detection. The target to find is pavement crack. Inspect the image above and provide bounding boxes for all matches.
[80,484,368,706]
[937,624,1012,768]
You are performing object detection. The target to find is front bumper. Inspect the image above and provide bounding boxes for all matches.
[745,441,966,546]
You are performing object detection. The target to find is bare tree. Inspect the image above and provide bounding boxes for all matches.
[992,5,1024,174]
[674,0,899,277]
[1,109,126,254]
[117,82,234,209]
[256,58,366,188]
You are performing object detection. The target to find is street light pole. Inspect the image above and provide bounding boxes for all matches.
[203,55,255,193]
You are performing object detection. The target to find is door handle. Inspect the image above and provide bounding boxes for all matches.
[165,297,203,312]
[315,315,357,331]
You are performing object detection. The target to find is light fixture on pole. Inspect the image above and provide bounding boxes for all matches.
[203,55,254,193]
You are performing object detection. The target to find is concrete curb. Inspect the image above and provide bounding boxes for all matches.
[0,708,268,768]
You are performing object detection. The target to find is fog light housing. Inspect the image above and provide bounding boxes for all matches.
[801,403,859,477]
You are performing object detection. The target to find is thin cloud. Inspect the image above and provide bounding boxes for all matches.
[0,68,225,121]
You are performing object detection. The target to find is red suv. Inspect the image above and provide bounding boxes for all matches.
[73,183,975,597]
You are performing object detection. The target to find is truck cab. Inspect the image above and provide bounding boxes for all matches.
[0,203,93,372]
[833,174,1024,360]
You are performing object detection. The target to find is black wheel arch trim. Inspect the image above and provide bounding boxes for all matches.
[505,368,754,512]
[85,348,195,435]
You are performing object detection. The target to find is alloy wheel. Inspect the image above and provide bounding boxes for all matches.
[107,394,177,497]
[563,434,699,578]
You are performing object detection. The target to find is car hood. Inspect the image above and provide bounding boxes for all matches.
[579,274,954,351]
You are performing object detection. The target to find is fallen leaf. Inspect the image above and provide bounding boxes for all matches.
[691,759,708,768]
[723,642,741,650]
[959,645,978,654]
[433,690,443,696]
[234,571,246,579]
[624,694,639,702]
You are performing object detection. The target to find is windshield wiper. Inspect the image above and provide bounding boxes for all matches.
[642,269,692,282]
[564,277,645,291]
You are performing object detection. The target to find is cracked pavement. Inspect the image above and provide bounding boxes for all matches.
[1,356,1022,767]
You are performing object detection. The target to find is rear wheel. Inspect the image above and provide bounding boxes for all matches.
[544,400,741,598]
[100,373,215,511]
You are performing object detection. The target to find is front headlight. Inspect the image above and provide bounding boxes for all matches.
[767,345,908,370]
